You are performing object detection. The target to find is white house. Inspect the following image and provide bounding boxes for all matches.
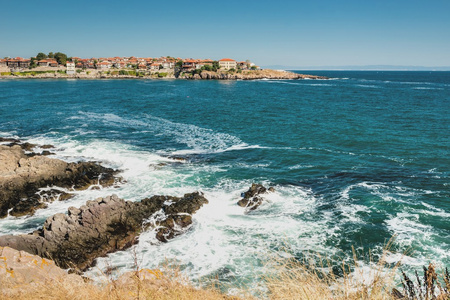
[66,61,76,75]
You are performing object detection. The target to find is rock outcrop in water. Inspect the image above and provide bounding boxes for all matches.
[0,139,118,218]
[183,69,328,80]
[237,184,275,211]
[0,192,208,271]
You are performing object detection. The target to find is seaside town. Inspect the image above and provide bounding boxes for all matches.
[0,52,260,77]
[0,52,327,80]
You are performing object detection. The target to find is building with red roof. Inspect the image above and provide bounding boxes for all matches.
[219,58,237,70]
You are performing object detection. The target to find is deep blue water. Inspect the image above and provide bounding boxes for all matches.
[0,71,449,288]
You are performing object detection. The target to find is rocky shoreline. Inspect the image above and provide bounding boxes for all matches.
[0,138,210,271]
[0,137,274,274]
[0,69,328,80]
[0,192,208,271]
[0,138,118,218]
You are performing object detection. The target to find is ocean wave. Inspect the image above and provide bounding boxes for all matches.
[76,112,252,154]
[412,87,444,90]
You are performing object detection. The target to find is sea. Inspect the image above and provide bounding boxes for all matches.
[0,71,449,292]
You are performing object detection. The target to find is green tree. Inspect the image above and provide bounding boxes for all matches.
[212,61,220,71]
[29,57,37,69]
[54,52,67,65]
[48,52,54,58]
[176,60,183,68]
[36,52,47,60]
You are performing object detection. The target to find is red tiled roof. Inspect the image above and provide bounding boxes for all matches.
[219,58,235,62]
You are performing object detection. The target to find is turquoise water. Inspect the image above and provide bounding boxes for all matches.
[0,71,449,290]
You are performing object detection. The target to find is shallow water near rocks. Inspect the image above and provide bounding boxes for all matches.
[0,71,449,292]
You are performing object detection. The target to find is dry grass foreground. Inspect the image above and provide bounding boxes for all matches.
[1,245,450,300]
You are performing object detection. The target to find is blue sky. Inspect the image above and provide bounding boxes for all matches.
[1,0,449,67]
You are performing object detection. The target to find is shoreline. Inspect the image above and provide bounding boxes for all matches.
[0,69,328,80]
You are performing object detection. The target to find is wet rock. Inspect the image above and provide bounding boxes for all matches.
[0,192,208,271]
[237,184,275,211]
[0,141,119,218]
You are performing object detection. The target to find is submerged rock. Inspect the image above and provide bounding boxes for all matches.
[237,184,274,211]
[0,141,119,218]
[0,192,208,271]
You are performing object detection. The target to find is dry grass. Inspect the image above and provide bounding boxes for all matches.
[2,238,449,300]
[263,238,450,300]
[0,269,243,300]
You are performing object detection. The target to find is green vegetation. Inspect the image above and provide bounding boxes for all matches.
[212,61,220,71]
[76,69,82,73]
[54,52,67,65]
[1,72,12,76]
[119,70,128,75]
[176,60,183,68]
[158,72,168,78]
[36,52,47,60]
[29,57,37,69]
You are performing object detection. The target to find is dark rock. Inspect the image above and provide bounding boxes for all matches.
[0,192,208,271]
[0,141,119,218]
[41,150,54,156]
[237,184,275,211]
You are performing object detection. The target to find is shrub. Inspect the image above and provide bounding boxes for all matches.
[158,72,168,78]
[1,72,11,76]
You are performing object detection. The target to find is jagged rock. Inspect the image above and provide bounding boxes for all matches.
[0,192,208,271]
[237,184,274,211]
[198,69,328,80]
[0,141,119,218]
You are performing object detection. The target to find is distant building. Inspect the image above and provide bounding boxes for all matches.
[66,61,76,75]
[96,61,111,70]
[0,59,7,67]
[6,59,19,69]
[38,59,58,67]
[149,63,161,71]
[219,58,237,70]
[182,59,196,71]
[48,60,58,67]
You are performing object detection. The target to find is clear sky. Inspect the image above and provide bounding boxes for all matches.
[1,0,449,68]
